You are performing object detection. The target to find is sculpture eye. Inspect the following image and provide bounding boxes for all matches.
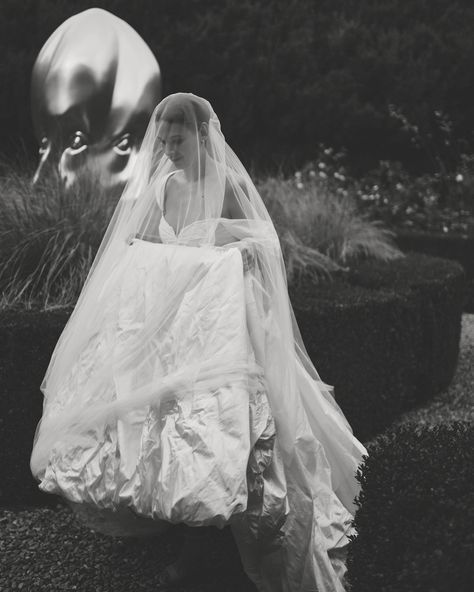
[114,134,133,156]
[39,137,50,156]
[68,131,87,154]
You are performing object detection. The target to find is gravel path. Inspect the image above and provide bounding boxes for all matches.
[2,315,473,591]
[0,504,255,591]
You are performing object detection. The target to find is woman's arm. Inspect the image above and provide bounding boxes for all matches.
[221,175,249,220]
[219,176,255,272]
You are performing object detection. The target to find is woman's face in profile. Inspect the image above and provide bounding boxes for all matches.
[155,121,198,170]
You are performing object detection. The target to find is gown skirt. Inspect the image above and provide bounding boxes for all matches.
[34,239,357,591]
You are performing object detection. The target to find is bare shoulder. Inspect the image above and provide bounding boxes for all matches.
[166,170,184,193]
[162,170,183,208]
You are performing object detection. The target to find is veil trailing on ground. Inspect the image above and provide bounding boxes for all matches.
[31,93,367,592]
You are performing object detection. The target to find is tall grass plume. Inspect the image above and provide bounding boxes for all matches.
[258,172,402,284]
[0,164,119,309]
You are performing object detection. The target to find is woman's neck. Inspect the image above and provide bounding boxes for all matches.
[183,152,207,182]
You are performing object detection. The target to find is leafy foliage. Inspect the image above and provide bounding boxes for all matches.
[295,143,474,236]
[3,0,474,172]
[348,422,474,592]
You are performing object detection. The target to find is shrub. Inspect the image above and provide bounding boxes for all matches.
[348,421,474,592]
[395,231,474,313]
[356,158,474,234]
[291,253,465,440]
[294,146,474,236]
[0,309,70,506]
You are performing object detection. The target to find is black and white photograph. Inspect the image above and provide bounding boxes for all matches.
[0,1,473,591]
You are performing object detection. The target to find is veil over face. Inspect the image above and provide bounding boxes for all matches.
[31,93,367,592]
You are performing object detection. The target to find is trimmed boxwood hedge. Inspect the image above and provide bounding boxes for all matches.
[395,230,474,313]
[291,253,465,440]
[0,253,465,506]
[347,421,474,592]
[0,310,71,508]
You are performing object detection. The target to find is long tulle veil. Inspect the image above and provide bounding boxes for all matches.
[31,93,367,591]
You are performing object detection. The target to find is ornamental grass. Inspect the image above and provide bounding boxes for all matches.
[0,162,400,309]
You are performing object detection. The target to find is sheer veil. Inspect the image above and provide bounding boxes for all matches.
[31,93,367,591]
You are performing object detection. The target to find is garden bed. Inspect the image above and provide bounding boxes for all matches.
[291,252,465,440]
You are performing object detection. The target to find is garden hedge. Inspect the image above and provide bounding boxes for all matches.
[395,230,474,313]
[291,252,465,440]
[0,254,465,506]
[0,310,70,508]
[347,421,474,592]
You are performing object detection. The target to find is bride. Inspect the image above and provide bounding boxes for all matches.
[31,93,367,591]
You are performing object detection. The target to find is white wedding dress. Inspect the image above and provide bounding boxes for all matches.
[38,172,288,529]
[35,171,360,591]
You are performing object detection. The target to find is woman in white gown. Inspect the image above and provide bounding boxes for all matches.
[31,93,367,591]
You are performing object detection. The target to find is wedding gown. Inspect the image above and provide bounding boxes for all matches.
[32,94,367,592]
[35,172,355,590]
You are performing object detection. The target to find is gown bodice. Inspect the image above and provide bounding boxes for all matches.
[156,171,214,246]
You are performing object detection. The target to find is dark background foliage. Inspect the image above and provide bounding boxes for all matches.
[3,0,474,172]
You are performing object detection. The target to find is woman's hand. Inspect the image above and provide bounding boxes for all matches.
[240,244,255,274]
[126,232,162,244]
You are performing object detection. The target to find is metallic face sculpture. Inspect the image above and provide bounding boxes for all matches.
[31,8,162,188]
